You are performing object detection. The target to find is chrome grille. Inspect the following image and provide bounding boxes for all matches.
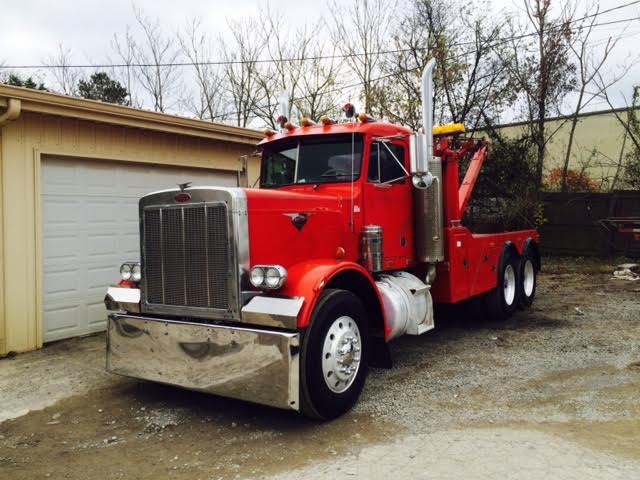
[142,202,231,311]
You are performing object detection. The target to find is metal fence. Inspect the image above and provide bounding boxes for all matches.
[539,191,640,257]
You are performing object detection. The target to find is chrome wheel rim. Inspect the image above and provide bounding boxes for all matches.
[523,260,535,297]
[504,264,516,306]
[321,316,362,393]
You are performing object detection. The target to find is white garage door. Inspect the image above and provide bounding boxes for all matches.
[42,156,238,342]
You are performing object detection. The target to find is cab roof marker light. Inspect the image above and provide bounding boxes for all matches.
[263,128,277,137]
[300,117,316,127]
[284,121,297,131]
[320,115,335,126]
[358,112,376,123]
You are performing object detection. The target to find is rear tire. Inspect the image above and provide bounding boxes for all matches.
[484,248,519,321]
[518,253,537,308]
[300,289,369,420]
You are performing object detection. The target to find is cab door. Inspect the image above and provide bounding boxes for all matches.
[362,139,414,270]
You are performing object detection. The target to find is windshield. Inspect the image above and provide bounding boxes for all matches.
[260,134,363,188]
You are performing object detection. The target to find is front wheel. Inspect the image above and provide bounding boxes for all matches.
[300,289,369,420]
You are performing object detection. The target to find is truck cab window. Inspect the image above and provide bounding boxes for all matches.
[261,135,363,188]
[368,143,406,184]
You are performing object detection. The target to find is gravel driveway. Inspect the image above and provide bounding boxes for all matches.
[1,268,639,479]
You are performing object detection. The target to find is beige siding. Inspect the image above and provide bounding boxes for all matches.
[493,109,636,188]
[0,108,260,355]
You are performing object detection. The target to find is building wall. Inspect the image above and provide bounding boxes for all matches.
[493,108,636,188]
[0,111,261,355]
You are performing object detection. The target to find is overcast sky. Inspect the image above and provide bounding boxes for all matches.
[1,0,639,118]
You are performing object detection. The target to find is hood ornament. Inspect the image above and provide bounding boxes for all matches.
[178,181,192,192]
[283,212,314,232]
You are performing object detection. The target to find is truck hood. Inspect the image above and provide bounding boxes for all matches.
[244,188,356,268]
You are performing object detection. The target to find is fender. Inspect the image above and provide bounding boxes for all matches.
[278,260,387,332]
[523,237,541,271]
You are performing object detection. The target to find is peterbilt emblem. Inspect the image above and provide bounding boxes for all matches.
[283,212,314,231]
[175,182,192,202]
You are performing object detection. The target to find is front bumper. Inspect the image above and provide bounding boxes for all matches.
[106,314,300,411]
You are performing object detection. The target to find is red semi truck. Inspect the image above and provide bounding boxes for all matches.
[105,61,540,419]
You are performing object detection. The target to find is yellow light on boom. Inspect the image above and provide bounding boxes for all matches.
[433,123,465,136]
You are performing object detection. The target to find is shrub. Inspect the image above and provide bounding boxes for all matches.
[544,167,599,192]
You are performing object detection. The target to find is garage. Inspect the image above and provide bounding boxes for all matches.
[0,84,262,354]
[41,157,239,341]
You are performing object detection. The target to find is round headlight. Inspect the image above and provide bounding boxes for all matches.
[131,263,142,282]
[120,263,132,281]
[264,267,282,288]
[250,267,265,287]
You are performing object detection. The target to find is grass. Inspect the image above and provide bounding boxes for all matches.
[541,255,637,275]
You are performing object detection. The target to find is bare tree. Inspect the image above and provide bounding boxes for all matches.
[220,17,265,127]
[126,6,182,113]
[330,0,395,112]
[295,41,343,120]
[560,3,628,191]
[46,43,80,95]
[599,85,640,189]
[370,8,432,128]
[251,9,342,126]
[501,0,577,190]
[179,18,228,122]
[110,27,140,107]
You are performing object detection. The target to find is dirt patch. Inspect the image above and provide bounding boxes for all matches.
[0,381,399,479]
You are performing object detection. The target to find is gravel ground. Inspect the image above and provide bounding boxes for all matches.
[0,269,639,479]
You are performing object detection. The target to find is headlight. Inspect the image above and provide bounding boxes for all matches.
[250,265,287,289]
[120,263,132,281]
[120,262,141,282]
[250,267,265,287]
[131,263,142,282]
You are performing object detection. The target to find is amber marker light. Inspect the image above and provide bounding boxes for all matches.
[300,117,316,127]
[335,246,346,260]
[284,121,297,131]
[320,115,335,125]
[263,128,277,137]
[358,112,376,123]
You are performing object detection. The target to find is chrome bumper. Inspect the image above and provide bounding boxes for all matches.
[106,314,300,411]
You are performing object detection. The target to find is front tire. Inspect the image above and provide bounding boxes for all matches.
[300,289,369,420]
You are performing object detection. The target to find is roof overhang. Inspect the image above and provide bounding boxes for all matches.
[0,84,262,145]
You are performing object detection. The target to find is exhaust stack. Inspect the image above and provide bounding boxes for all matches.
[410,59,436,189]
